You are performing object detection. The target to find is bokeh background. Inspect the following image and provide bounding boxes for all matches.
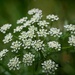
[0,0,75,75]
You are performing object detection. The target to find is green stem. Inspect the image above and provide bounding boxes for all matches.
[13,35,19,40]
[62,46,72,49]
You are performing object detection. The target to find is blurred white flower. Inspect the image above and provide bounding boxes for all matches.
[37,20,49,28]
[46,14,59,21]
[49,28,62,37]
[0,24,12,33]
[37,28,49,37]
[32,40,45,51]
[17,17,28,24]
[22,39,32,49]
[11,41,22,53]
[19,31,28,41]
[30,13,42,23]
[14,26,24,33]
[3,33,13,44]
[27,30,36,38]
[42,59,58,74]
[28,26,37,31]
[0,49,8,60]
[7,57,21,70]
[48,41,61,51]
[28,8,42,15]
[23,53,35,66]
[23,20,31,27]
[64,24,75,34]
[68,35,75,46]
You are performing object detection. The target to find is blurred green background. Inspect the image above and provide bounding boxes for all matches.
[0,0,75,75]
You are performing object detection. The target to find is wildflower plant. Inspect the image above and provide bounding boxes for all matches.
[0,8,75,75]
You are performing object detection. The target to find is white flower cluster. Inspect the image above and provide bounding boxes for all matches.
[0,49,8,60]
[14,26,24,33]
[22,39,32,49]
[28,8,42,23]
[27,30,35,38]
[28,8,42,15]
[30,12,42,23]
[49,28,62,37]
[23,53,35,66]
[37,20,49,28]
[3,33,13,44]
[11,41,22,53]
[7,57,21,70]
[28,26,37,31]
[17,17,28,24]
[0,24,12,33]
[19,31,28,40]
[41,59,58,74]
[0,8,61,73]
[19,31,35,41]
[37,29,49,37]
[32,40,45,51]
[48,41,61,51]
[64,24,75,34]
[46,14,59,21]
[23,20,31,27]
[68,35,75,46]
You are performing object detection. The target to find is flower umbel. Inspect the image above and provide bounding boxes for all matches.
[0,49,8,60]
[0,24,12,33]
[48,41,61,51]
[11,41,22,53]
[7,57,21,70]
[49,28,62,37]
[68,35,75,46]
[23,53,35,66]
[64,24,75,34]
[42,59,58,74]
[3,33,13,44]
[46,14,59,21]
[32,40,45,51]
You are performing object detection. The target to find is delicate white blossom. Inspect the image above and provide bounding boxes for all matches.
[32,40,45,51]
[28,26,37,31]
[68,35,75,46]
[37,29,49,37]
[0,24,12,33]
[27,30,36,38]
[28,8,42,24]
[7,57,21,70]
[19,31,28,41]
[64,24,75,34]
[48,41,61,51]
[37,20,49,28]
[49,28,62,37]
[46,14,59,21]
[17,17,27,24]
[22,39,32,49]
[28,8,42,15]
[41,59,58,74]
[11,41,22,53]
[23,20,31,27]
[23,53,35,66]
[30,13,42,23]
[14,26,23,33]
[0,49,8,60]
[19,30,35,41]
[3,33,13,44]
